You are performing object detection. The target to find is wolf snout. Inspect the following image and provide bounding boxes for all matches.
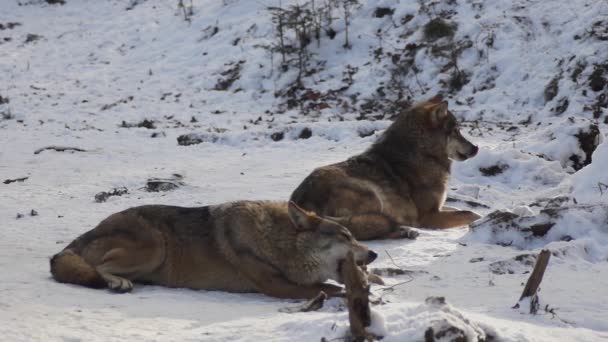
[366,250,378,264]
[470,145,479,157]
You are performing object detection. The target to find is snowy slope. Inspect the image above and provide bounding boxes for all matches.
[1,0,608,341]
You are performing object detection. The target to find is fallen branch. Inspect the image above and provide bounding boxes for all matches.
[34,146,87,155]
[513,249,551,314]
[445,196,490,209]
[342,251,374,342]
[278,291,327,313]
[3,176,28,184]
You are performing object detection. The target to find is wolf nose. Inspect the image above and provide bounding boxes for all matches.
[367,250,378,264]
[471,145,479,157]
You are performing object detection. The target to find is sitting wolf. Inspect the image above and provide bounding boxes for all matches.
[290,96,481,240]
[50,201,378,299]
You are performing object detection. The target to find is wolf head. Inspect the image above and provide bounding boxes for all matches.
[287,202,377,284]
[420,96,478,161]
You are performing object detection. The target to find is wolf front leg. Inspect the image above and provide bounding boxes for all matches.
[236,253,343,299]
[331,213,418,240]
[419,210,481,229]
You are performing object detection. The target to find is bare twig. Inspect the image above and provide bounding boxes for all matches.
[598,182,608,196]
[378,276,414,293]
[34,146,87,155]
[279,291,327,313]
[384,250,401,270]
[3,176,29,184]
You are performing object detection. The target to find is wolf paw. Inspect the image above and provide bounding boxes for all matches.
[390,226,419,240]
[107,277,133,293]
[462,210,482,223]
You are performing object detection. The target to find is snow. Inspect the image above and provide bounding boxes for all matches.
[1,0,608,341]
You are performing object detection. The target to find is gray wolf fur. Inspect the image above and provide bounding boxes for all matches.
[50,201,378,299]
[290,96,481,240]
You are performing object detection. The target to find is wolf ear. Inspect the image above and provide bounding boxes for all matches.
[428,101,449,128]
[428,94,444,104]
[288,201,316,231]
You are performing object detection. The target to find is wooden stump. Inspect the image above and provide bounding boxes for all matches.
[515,249,551,314]
[342,251,374,342]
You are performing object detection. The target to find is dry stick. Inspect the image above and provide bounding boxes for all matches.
[3,176,29,184]
[342,251,374,342]
[515,249,551,314]
[278,291,327,313]
[34,146,87,155]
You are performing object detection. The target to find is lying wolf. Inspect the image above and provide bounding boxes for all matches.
[50,201,378,299]
[290,96,481,240]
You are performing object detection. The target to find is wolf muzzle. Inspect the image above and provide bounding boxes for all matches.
[366,250,378,264]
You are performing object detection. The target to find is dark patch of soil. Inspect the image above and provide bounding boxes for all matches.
[0,22,21,30]
[489,254,537,275]
[145,175,184,192]
[101,96,133,111]
[544,76,560,103]
[298,127,312,139]
[121,119,155,129]
[447,69,470,93]
[24,33,42,43]
[358,128,376,138]
[423,18,456,41]
[177,134,204,146]
[271,131,284,142]
[94,187,128,203]
[479,163,509,176]
[214,60,245,91]
[589,19,608,41]
[588,65,606,92]
[374,7,394,18]
[553,97,569,114]
[150,131,166,138]
[570,124,600,171]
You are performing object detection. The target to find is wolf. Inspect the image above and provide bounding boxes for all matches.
[50,201,378,299]
[290,96,481,240]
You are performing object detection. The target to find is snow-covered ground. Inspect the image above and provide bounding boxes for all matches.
[1,0,607,341]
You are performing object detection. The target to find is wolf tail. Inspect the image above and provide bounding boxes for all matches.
[50,249,106,289]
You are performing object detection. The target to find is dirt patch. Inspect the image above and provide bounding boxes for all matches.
[570,124,600,171]
[94,187,128,203]
[489,254,537,275]
[177,134,205,146]
[544,76,560,103]
[479,163,509,176]
[298,127,312,139]
[589,19,608,41]
[0,22,21,30]
[374,7,394,18]
[145,175,184,192]
[214,60,245,91]
[24,33,42,43]
[588,65,606,92]
[101,96,133,111]
[423,18,456,41]
[121,119,156,129]
[270,131,284,142]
